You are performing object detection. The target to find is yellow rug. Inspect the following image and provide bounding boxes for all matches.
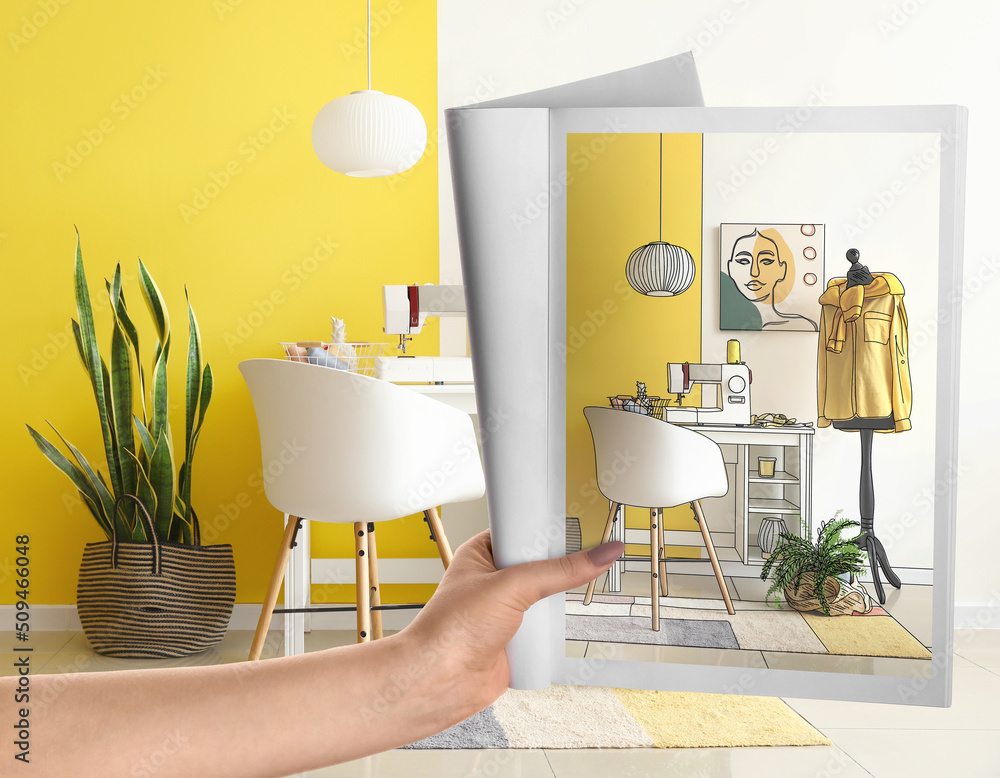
[613,688,831,748]
[803,613,932,659]
[405,684,830,749]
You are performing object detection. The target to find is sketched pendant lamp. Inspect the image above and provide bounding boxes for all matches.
[311,0,427,177]
[625,134,696,296]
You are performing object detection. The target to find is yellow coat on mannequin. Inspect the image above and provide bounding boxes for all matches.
[817,273,912,432]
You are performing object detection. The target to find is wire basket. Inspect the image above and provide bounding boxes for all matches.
[608,394,670,420]
[280,342,389,378]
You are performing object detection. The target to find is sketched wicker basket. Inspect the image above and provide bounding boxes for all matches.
[784,573,873,616]
[608,394,669,420]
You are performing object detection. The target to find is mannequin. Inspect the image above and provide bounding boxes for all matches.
[817,249,912,604]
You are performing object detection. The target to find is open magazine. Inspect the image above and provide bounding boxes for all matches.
[446,56,967,708]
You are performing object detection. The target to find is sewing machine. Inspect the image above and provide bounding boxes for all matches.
[664,362,752,426]
[378,285,475,408]
[382,284,467,353]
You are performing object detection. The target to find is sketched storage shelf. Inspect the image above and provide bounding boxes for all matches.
[690,425,815,567]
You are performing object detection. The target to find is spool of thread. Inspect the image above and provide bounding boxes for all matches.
[727,339,741,365]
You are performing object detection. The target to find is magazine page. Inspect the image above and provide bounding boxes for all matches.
[549,105,966,706]
[446,55,706,690]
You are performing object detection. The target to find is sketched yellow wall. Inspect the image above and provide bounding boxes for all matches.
[566,132,703,557]
[0,1,438,605]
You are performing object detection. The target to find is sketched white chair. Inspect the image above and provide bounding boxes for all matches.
[239,358,485,660]
[582,406,735,629]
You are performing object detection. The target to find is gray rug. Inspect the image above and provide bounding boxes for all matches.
[404,704,507,748]
[565,613,740,649]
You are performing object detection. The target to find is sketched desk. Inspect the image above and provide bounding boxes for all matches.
[605,423,815,590]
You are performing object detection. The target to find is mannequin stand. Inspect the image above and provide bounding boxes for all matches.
[833,420,902,605]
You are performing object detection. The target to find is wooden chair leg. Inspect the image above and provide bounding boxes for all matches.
[650,511,660,631]
[657,508,668,596]
[584,501,620,605]
[249,516,301,661]
[367,522,383,640]
[424,507,454,569]
[692,500,735,615]
[354,522,371,642]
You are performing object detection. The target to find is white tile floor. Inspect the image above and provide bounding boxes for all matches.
[3,628,999,777]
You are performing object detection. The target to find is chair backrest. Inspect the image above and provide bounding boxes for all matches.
[239,359,485,523]
[583,406,728,508]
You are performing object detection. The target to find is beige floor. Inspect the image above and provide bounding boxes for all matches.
[2,626,999,777]
[567,570,934,676]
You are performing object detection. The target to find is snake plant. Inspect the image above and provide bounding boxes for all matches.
[26,231,213,544]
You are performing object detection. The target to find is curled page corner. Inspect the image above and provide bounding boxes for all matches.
[446,56,704,690]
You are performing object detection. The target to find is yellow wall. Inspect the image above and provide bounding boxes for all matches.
[0,1,439,605]
[566,133,704,556]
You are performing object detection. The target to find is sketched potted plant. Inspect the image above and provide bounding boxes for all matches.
[26,232,236,657]
[760,511,872,616]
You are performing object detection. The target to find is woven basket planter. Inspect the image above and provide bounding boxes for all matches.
[784,572,873,617]
[76,497,236,658]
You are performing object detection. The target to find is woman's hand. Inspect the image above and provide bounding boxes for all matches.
[401,530,624,716]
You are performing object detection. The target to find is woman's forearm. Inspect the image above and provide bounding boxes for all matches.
[1,532,623,777]
[5,630,479,777]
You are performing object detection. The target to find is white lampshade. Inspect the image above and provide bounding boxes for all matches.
[625,241,696,297]
[312,90,427,177]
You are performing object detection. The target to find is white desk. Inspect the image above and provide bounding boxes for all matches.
[605,423,814,590]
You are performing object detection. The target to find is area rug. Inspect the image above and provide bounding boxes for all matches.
[566,593,931,660]
[404,683,830,749]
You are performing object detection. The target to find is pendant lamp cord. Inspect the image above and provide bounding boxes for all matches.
[367,0,372,90]
[658,133,663,242]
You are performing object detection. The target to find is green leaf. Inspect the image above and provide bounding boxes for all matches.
[26,424,112,538]
[138,258,169,344]
[125,449,157,543]
[73,231,124,499]
[181,289,203,516]
[108,277,147,426]
[45,422,116,532]
[148,429,176,541]
[109,278,137,510]
[133,415,156,459]
[150,334,171,443]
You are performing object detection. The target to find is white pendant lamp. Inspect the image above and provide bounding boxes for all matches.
[624,134,696,296]
[311,0,427,177]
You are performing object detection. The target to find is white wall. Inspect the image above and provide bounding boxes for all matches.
[438,0,1000,610]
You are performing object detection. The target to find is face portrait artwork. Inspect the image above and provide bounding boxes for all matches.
[719,223,825,331]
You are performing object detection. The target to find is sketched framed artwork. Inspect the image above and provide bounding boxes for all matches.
[720,222,825,332]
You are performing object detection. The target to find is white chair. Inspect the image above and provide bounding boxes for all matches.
[239,358,485,660]
[582,406,736,629]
